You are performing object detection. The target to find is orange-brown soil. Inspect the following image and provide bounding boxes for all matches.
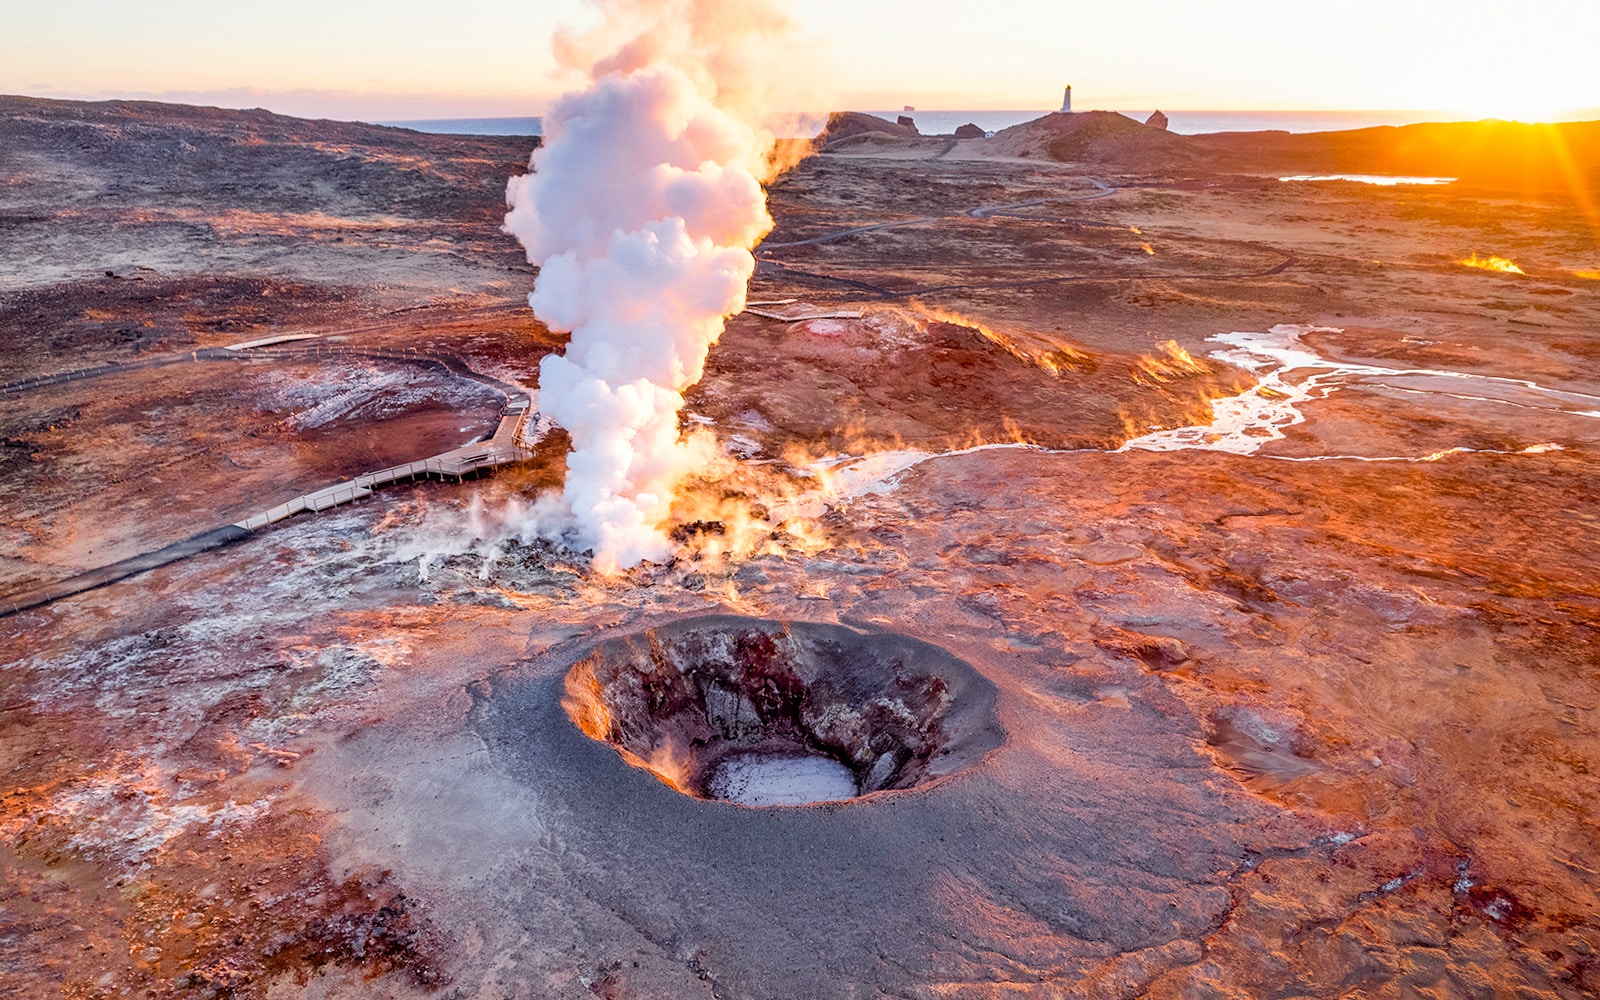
[1,97,1597,998]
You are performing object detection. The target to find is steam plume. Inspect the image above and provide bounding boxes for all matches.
[503,0,789,573]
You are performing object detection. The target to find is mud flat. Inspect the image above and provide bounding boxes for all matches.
[1,98,1598,998]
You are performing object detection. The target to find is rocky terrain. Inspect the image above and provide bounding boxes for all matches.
[1,97,1598,998]
[820,109,1600,192]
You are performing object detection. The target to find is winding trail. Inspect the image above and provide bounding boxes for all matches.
[0,177,1304,615]
[4,176,1520,615]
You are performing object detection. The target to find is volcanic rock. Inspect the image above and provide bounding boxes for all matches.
[6,95,1600,1000]
[977,110,1198,166]
[1146,109,1169,130]
[895,114,919,134]
[819,111,920,145]
[953,122,986,139]
[559,615,1004,800]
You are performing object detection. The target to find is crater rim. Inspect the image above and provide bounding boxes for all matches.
[561,614,1005,807]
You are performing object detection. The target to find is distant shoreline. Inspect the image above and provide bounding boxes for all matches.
[377,108,1600,140]
[374,115,544,136]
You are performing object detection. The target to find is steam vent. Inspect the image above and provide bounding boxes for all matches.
[561,616,1004,805]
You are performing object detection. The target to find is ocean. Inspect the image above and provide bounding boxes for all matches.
[378,109,1595,140]
[376,116,543,136]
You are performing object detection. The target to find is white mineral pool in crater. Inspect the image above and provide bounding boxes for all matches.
[706,752,860,807]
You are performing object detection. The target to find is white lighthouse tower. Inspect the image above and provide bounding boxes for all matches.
[1061,85,1072,113]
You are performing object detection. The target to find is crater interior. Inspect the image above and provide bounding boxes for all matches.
[561,615,1004,805]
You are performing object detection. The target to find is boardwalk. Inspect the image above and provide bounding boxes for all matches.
[0,526,253,617]
[1,335,537,617]
[231,395,533,531]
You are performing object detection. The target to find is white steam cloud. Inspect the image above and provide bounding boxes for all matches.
[503,0,792,574]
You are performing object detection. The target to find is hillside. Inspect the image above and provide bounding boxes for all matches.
[1193,118,1600,191]
[817,107,1600,193]
[0,94,534,222]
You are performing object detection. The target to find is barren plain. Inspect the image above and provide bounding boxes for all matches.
[1,97,1599,998]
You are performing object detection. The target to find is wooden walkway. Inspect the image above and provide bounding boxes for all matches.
[232,395,533,531]
[1,336,537,617]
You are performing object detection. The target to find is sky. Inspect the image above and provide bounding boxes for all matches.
[4,0,1599,122]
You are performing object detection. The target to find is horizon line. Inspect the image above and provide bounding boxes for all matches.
[375,107,1600,123]
[7,92,1597,127]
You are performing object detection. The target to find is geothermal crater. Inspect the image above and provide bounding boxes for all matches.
[561,616,1004,805]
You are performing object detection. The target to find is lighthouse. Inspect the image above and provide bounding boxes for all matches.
[1061,85,1072,113]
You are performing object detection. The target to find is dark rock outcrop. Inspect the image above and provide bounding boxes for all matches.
[1146,109,1170,131]
[954,123,986,139]
[984,110,1196,166]
[896,115,919,134]
[819,111,919,144]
